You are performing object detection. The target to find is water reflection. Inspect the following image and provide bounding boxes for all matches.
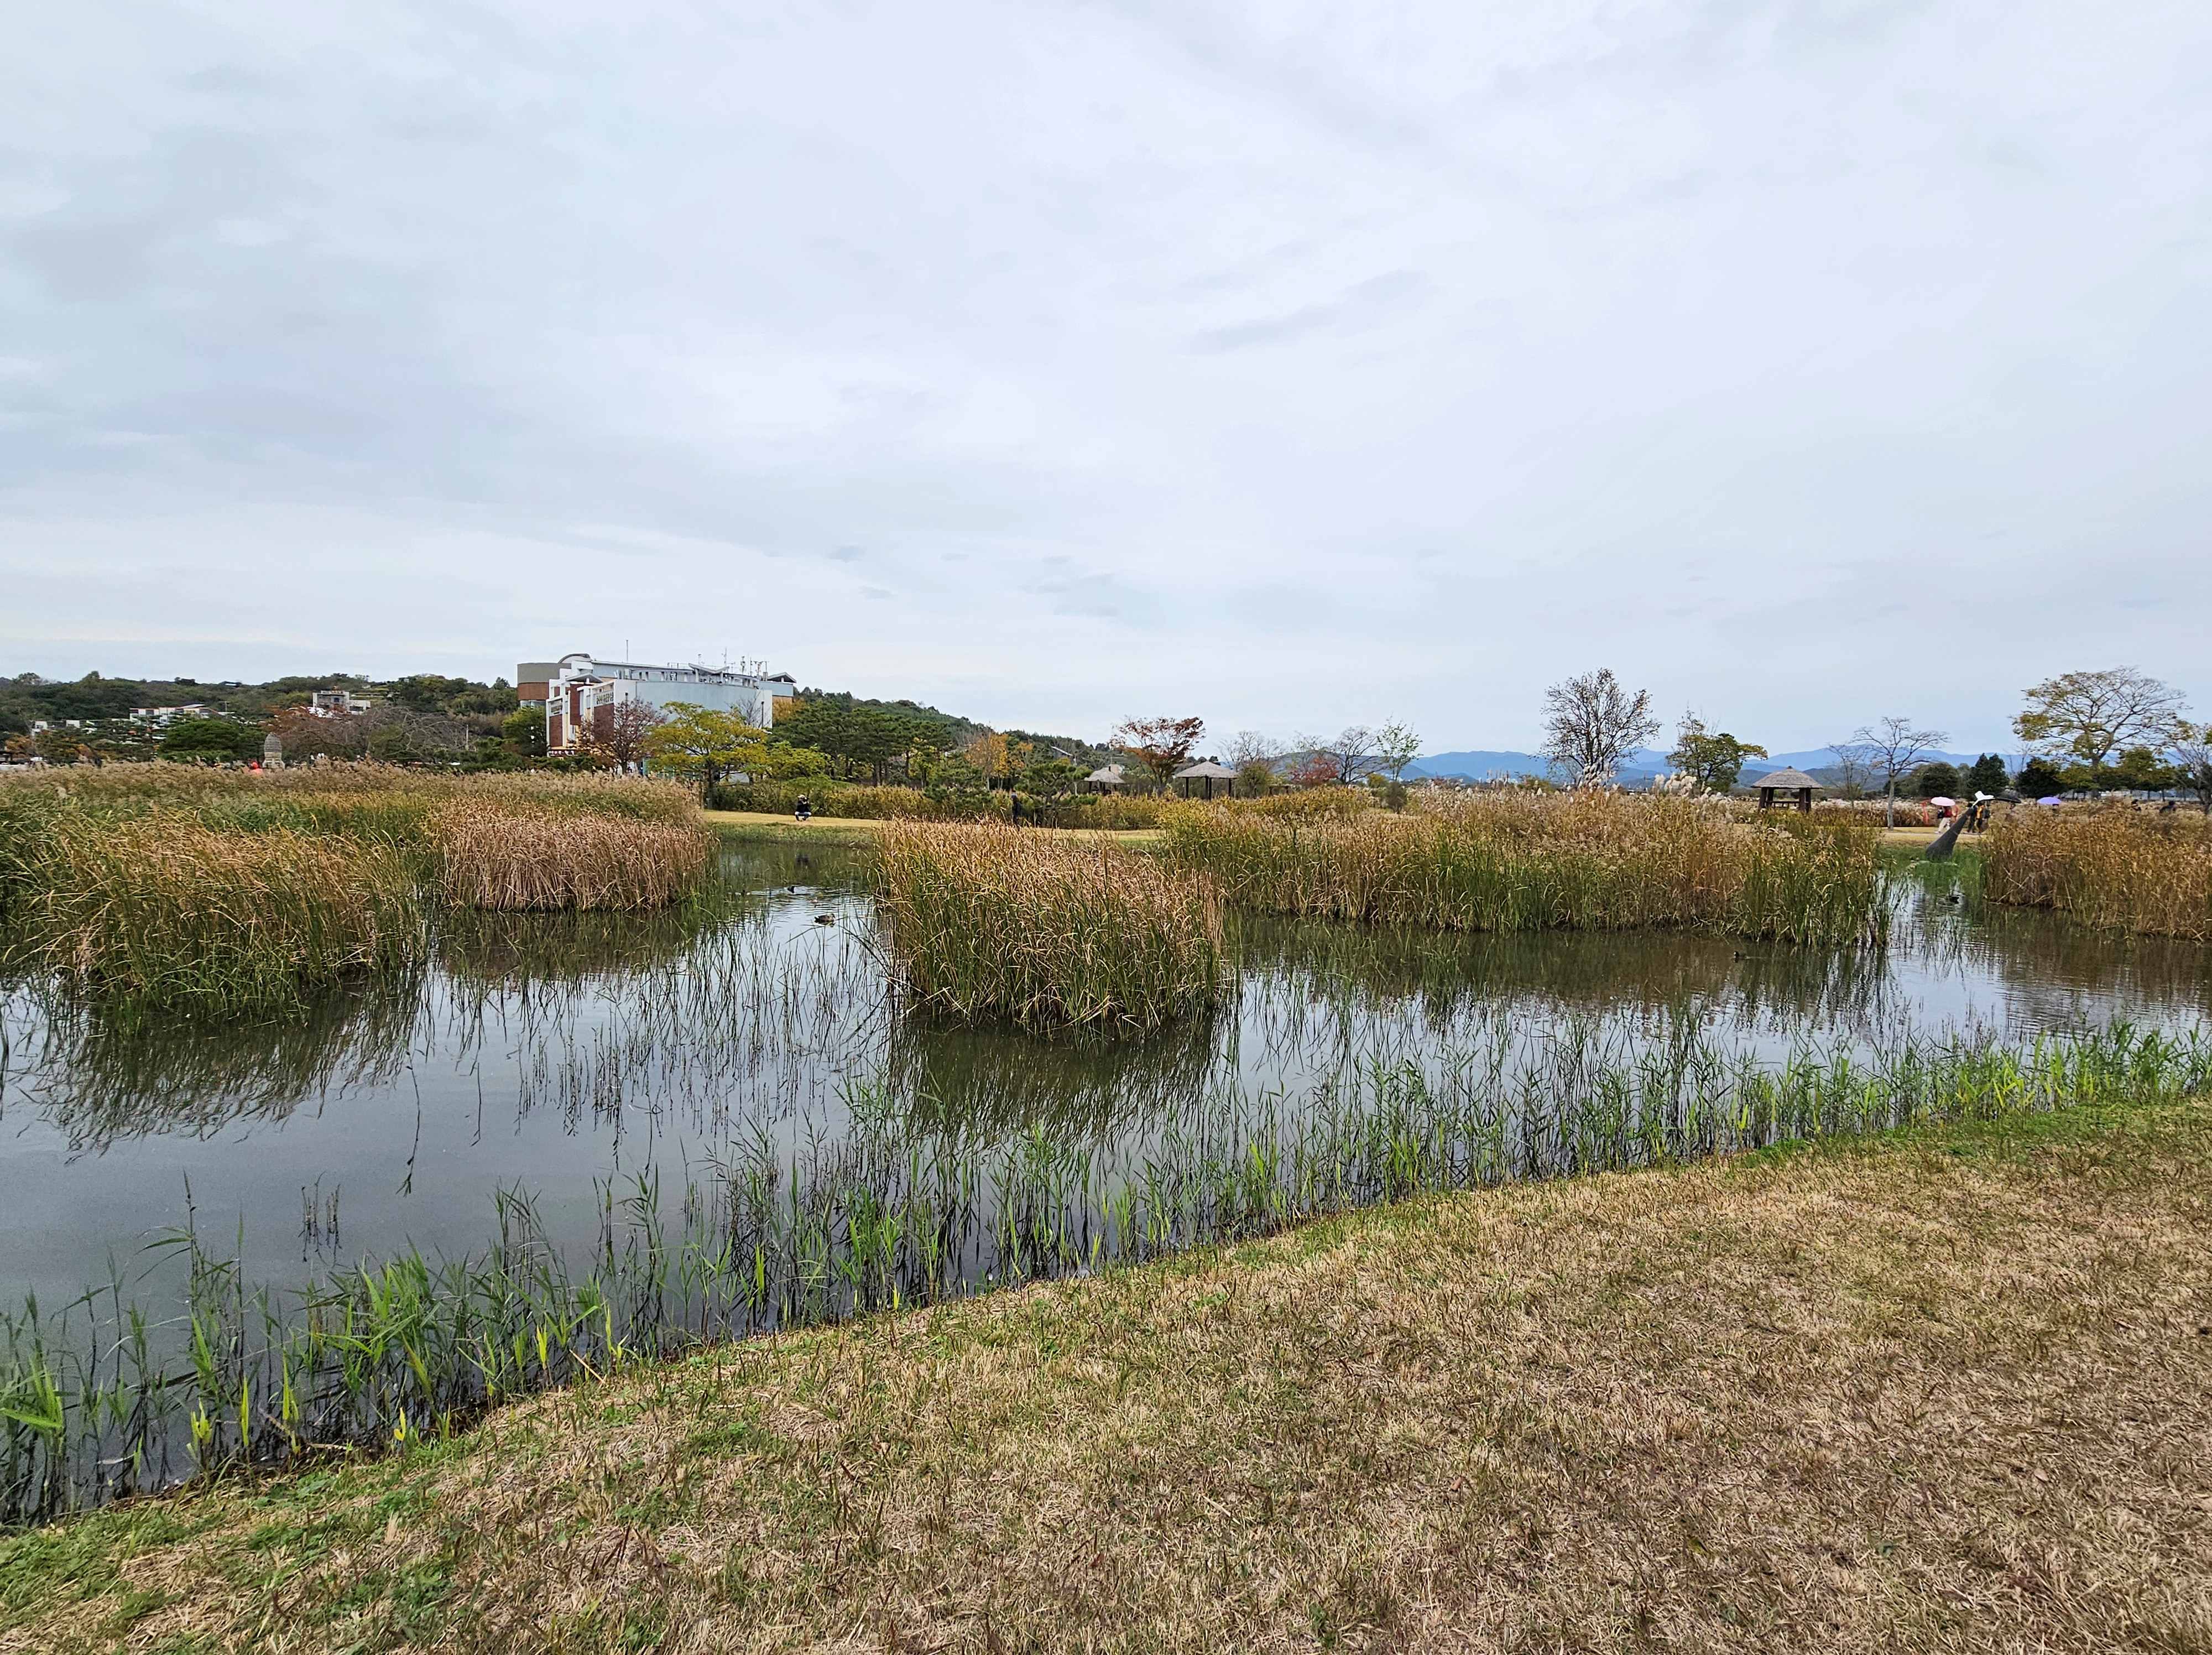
[885,1011,1223,1138]
[13,977,424,1151]
[1242,912,1905,1038]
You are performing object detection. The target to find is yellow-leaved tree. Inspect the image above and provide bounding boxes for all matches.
[643,702,773,803]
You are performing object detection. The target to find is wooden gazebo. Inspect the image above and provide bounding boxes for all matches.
[1083,762,1128,794]
[1751,766,1819,813]
[1173,759,1238,800]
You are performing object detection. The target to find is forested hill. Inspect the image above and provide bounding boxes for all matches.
[0,671,515,735]
[2,669,1116,768]
[787,687,1114,769]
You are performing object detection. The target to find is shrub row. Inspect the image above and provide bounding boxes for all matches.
[711,779,1170,830]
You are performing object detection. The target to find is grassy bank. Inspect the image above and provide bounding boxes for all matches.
[1984,805,2212,939]
[872,820,1225,1028]
[1164,791,1887,946]
[4,1092,2207,1653]
[6,1021,2202,1529]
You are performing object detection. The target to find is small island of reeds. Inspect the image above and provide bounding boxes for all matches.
[0,764,714,1015]
[872,819,1227,1029]
[1983,803,2212,939]
[1161,789,1887,946]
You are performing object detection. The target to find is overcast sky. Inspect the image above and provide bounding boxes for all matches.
[6,2,2208,752]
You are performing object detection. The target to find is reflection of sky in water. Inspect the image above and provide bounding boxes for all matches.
[3,841,2206,1313]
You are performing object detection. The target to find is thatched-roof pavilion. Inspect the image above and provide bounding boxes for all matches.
[1084,762,1129,793]
[1751,767,1820,813]
[1173,759,1238,800]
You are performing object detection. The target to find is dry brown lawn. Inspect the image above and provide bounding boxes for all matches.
[4,1100,2209,1653]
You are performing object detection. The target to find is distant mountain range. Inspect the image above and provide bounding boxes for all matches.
[1405,747,1992,783]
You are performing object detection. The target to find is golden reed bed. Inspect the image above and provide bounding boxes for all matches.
[872,819,1227,1029]
[429,804,713,912]
[1984,804,2212,939]
[1162,790,1887,946]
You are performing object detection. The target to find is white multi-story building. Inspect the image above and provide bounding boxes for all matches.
[518,653,795,753]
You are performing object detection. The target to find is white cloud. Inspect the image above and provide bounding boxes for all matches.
[4,0,2209,749]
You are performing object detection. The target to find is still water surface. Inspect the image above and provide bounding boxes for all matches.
[4,840,2208,1316]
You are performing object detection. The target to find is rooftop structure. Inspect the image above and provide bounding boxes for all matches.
[1751,767,1821,813]
[1173,759,1238,799]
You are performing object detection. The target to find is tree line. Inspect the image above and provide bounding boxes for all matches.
[1535,663,2211,818]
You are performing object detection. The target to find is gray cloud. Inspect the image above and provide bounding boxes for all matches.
[3,0,2210,750]
[1191,270,1431,353]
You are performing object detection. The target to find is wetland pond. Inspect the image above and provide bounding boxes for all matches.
[7,837,2210,1312]
[2,837,2209,1513]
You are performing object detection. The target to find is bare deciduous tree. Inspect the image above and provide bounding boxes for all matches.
[1323,726,1383,785]
[2172,721,2212,815]
[1541,669,1660,787]
[1850,716,1949,828]
[1824,742,1879,801]
[2013,666,2186,774]
[581,698,667,771]
[1225,730,1285,769]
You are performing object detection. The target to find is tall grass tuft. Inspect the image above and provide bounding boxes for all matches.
[1984,806,2212,939]
[872,820,1227,1028]
[429,804,713,910]
[1163,790,1886,945]
[4,813,423,1014]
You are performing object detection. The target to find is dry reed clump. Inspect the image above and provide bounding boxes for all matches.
[1983,804,2212,939]
[3,812,422,1013]
[1162,789,1885,945]
[872,820,1227,1028]
[428,804,714,910]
